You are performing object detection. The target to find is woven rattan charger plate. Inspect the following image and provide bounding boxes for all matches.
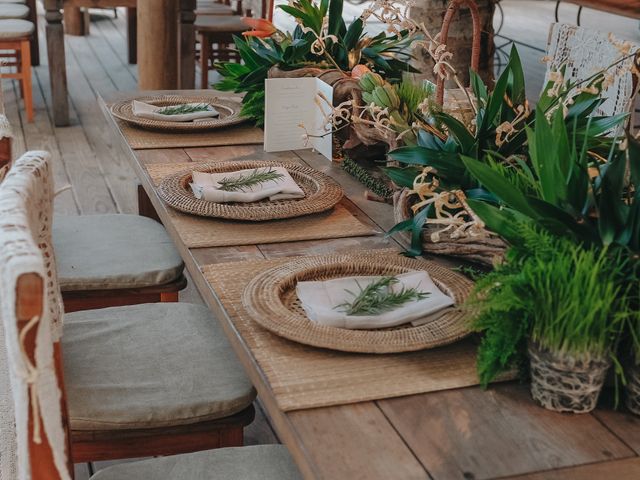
[242,253,474,353]
[158,161,344,221]
[110,95,247,132]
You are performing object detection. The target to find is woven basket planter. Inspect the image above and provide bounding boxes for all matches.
[624,362,640,415]
[393,189,506,266]
[528,342,610,414]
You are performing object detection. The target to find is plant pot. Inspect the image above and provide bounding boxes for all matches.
[392,188,506,266]
[624,362,640,415]
[528,342,611,414]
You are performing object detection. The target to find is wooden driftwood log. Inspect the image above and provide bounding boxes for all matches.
[393,188,506,266]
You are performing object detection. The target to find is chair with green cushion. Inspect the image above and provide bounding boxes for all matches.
[53,214,188,312]
[0,151,277,474]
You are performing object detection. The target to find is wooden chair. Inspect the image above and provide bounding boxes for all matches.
[0,113,11,174]
[196,13,249,88]
[544,23,639,131]
[0,113,187,312]
[0,18,34,122]
[0,151,293,478]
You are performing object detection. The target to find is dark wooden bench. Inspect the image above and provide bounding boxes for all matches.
[555,0,640,25]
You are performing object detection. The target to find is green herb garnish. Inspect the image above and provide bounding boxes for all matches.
[336,276,429,316]
[218,168,284,192]
[156,103,211,115]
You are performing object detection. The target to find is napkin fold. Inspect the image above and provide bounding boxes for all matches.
[296,271,455,330]
[189,166,305,203]
[132,100,219,122]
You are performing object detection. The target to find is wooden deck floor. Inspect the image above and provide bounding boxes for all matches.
[2,0,639,477]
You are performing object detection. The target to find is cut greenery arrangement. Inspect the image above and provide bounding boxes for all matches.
[214,0,416,126]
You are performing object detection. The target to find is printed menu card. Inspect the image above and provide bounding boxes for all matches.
[264,77,334,161]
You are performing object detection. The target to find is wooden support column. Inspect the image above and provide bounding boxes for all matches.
[178,0,197,89]
[25,0,40,65]
[44,0,70,126]
[64,6,87,35]
[137,0,180,90]
[126,7,137,64]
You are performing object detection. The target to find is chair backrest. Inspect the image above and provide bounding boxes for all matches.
[0,152,72,480]
[544,23,639,122]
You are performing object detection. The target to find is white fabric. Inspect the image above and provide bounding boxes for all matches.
[190,167,305,203]
[131,100,219,122]
[0,152,70,480]
[296,271,455,330]
[545,23,638,131]
[0,114,13,140]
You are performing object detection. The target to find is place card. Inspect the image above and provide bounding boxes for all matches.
[264,77,333,161]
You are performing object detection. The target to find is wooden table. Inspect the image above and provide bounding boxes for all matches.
[43,0,197,127]
[99,90,640,480]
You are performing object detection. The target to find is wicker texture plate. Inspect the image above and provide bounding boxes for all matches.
[157,161,344,221]
[109,95,247,131]
[242,253,474,353]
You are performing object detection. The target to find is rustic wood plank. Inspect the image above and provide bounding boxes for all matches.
[378,384,634,480]
[184,145,302,164]
[34,47,118,214]
[136,148,192,165]
[594,409,640,454]
[288,403,429,480]
[502,457,640,480]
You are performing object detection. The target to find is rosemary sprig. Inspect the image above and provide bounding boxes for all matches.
[156,103,211,115]
[336,276,429,316]
[217,168,284,192]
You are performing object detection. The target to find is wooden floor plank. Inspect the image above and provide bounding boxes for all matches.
[377,384,634,480]
[594,409,640,455]
[501,457,640,480]
[288,403,430,480]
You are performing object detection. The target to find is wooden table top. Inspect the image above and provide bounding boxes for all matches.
[99,91,640,480]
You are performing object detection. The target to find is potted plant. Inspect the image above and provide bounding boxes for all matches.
[213,0,417,127]
[461,102,639,413]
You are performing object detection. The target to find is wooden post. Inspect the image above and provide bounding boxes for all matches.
[0,137,11,169]
[137,0,180,90]
[178,0,196,89]
[126,7,137,64]
[25,0,40,66]
[64,6,86,35]
[410,0,495,88]
[44,0,70,126]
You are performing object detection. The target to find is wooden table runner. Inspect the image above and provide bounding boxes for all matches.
[203,251,514,412]
[147,163,377,248]
[114,118,264,150]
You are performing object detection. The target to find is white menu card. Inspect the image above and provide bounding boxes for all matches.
[264,77,334,161]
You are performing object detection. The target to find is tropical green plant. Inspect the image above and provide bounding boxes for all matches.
[384,45,629,255]
[462,108,637,253]
[214,0,416,126]
[468,224,632,387]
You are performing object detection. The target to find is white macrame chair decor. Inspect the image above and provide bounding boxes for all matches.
[0,151,71,480]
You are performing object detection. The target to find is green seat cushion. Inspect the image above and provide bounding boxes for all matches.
[0,4,29,19]
[63,303,256,430]
[90,445,302,480]
[0,18,33,38]
[53,214,184,291]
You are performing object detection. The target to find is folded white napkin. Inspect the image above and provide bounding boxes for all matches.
[132,100,219,122]
[296,271,455,330]
[189,166,305,203]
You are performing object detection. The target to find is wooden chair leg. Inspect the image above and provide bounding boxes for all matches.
[199,32,211,90]
[20,40,34,123]
[126,7,137,64]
